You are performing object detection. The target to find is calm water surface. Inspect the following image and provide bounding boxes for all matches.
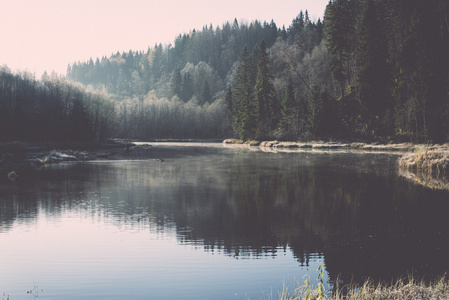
[1,143,449,299]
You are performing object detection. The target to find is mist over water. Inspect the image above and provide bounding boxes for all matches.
[1,143,449,299]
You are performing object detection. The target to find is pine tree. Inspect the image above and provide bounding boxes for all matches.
[170,66,182,98]
[357,0,392,137]
[277,77,297,140]
[199,79,212,105]
[307,85,322,137]
[181,72,194,102]
[232,46,256,140]
[225,85,233,114]
[325,0,355,100]
[254,40,276,139]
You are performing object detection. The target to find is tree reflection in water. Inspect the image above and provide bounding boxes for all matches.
[1,144,449,287]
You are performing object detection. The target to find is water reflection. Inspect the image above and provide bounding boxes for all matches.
[2,144,449,292]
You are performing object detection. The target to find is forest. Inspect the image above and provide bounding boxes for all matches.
[1,0,448,143]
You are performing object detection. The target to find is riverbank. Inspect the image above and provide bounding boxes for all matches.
[224,139,449,191]
[398,149,449,191]
[0,140,133,181]
[277,276,449,299]
[223,138,419,152]
[3,139,449,190]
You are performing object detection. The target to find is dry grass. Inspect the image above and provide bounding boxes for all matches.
[274,276,449,300]
[332,277,449,300]
[245,140,261,146]
[398,149,449,190]
[223,139,244,144]
[399,150,449,177]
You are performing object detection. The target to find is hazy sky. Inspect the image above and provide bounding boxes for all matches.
[1,0,328,77]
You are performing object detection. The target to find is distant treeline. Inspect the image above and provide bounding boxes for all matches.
[0,67,114,142]
[1,0,448,143]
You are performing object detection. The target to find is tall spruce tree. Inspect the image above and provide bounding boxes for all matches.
[232,46,257,140]
[200,79,212,105]
[254,40,276,139]
[170,66,182,98]
[277,77,297,140]
[324,0,355,100]
[357,0,392,137]
[181,72,194,102]
[225,85,233,113]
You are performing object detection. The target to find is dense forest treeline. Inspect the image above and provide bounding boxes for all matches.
[0,67,115,142]
[1,0,448,143]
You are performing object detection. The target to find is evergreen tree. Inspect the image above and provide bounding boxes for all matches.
[357,0,392,137]
[181,72,194,102]
[315,88,338,138]
[277,77,297,140]
[225,85,233,114]
[254,40,276,139]
[170,66,182,98]
[199,79,212,104]
[232,47,256,140]
[324,0,355,100]
[307,85,323,137]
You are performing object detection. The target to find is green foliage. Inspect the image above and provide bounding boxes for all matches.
[170,66,182,98]
[254,40,277,139]
[277,77,298,140]
[232,47,257,140]
[357,0,392,137]
[388,0,449,143]
[324,0,356,98]
[53,0,449,142]
[181,72,194,102]
[199,79,212,104]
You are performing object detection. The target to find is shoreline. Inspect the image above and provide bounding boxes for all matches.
[223,139,449,191]
[0,140,133,181]
[3,139,449,191]
[223,138,449,152]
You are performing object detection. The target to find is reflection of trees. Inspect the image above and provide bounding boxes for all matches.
[0,164,105,232]
[3,148,449,287]
[167,150,449,285]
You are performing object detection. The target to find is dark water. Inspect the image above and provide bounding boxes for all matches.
[1,143,449,299]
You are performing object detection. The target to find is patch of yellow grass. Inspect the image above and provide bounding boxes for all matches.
[399,150,449,177]
[275,276,449,300]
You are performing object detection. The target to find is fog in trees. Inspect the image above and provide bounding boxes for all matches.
[1,0,448,143]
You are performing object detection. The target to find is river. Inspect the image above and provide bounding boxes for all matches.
[1,143,449,299]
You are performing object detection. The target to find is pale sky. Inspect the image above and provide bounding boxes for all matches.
[0,0,328,77]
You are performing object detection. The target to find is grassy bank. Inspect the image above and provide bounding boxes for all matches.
[399,149,449,176]
[273,276,449,300]
[223,139,417,151]
[398,148,449,190]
